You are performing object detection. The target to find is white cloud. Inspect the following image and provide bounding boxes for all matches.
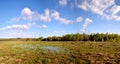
[11,8,84,24]
[39,25,47,28]
[51,10,60,20]
[21,8,33,16]
[59,18,73,24]
[4,31,36,38]
[76,0,120,21]
[11,8,73,24]
[59,0,67,6]
[51,10,73,24]
[0,23,35,31]
[21,8,34,21]
[51,10,84,24]
[27,22,36,27]
[11,8,51,22]
[11,17,21,21]
[12,8,35,21]
[39,9,51,22]
[0,25,29,30]
[109,5,120,21]
[77,1,88,11]
[110,5,120,15]
[81,18,92,33]
[76,17,83,22]
[102,5,120,21]
[77,0,114,16]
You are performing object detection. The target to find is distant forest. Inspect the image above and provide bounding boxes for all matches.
[1,33,120,42]
[38,33,120,42]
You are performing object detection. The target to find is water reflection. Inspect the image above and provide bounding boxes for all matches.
[13,44,65,53]
[41,46,64,52]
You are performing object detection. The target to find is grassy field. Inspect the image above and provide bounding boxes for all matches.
[0,41,120,64]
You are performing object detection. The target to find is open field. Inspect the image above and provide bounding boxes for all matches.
[0,41,120,64]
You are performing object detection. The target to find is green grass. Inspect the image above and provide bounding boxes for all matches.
[0,41,120,64]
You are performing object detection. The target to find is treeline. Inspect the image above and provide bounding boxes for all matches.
[0,33,120,42]
[37,33,120,42]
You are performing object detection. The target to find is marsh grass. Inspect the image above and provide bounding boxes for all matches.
[0,41,119,64]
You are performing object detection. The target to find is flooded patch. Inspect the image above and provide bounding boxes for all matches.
[40,46,64,52]
[13,44,40,51]
[12,44,65,53]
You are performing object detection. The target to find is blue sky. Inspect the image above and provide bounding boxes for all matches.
[0,0,120,38]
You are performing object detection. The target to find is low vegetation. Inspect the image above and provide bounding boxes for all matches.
[0,41,119,64]
[0,33,120,63]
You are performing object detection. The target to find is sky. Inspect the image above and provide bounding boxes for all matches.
[0,0,120,38]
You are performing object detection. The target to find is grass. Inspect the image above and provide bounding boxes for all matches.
[0,41,120,64]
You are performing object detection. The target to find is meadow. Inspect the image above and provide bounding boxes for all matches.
[0,41,120,64]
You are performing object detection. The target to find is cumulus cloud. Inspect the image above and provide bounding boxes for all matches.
[11,8,84,24]
[0,23,35,31]
[77,0,114,16]
[21,8,33,16]
[59,18,73,24]
[11,8,74,24]
[12,8,51,22]
[110,5,120,15]
[59,0,67,6]
[39,25,47,28]
[76,17,83,22]
[76,0,120,21]
[109,5,120,21]
[81,18,92,33]
[0,25,29,30]
[3,31,36,38]
[50,10,84,24]
[12,8,35,21]
[51,10,60,20]
[21,8,34,21]
[39,9,51,22]
[51,10,73,24]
